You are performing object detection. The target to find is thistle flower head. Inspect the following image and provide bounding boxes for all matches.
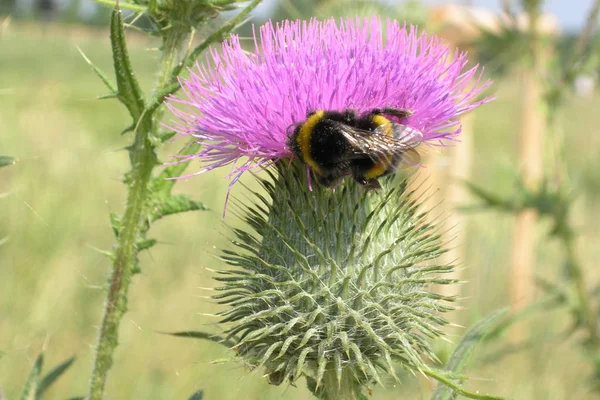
[217,164,454,395]
[139,0,246,31]
[167,17,494,397]
[167,17,492,184]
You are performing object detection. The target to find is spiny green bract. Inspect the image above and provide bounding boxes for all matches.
[135,0,246,31]
[216,162,455,391]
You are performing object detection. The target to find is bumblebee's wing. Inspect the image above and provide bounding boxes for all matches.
[377,123,423,168]
[379,123,423,149]
[336,123,423,167]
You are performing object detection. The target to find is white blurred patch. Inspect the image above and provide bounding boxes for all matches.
[574,74,597,98]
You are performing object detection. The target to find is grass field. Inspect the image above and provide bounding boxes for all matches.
[1,20,600,400]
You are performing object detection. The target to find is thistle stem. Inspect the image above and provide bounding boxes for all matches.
[86,31,187,400]
[322,367,359,400]
[87,126,155,400]
[562,232,600,347]
[156,29,187,95]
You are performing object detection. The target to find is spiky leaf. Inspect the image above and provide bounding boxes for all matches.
[136,238,157,251]
[0,156,16,168]
[149,194,208,223]
[431,309,508,400]
[188,390,204,400]
[110,212,122,238]
[20,354,43,400]
[162,331,235,348]
[36,357,75,399]
[425,369,507,400]
[150,142,201,195]
[77,47,116,94]
[110,4,145,122]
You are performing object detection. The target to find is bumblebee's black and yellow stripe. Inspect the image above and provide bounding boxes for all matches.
[289,107,420,189]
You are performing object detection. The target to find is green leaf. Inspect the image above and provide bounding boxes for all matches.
[485,295,564,344]
[463,181,516,212]
[305,376,320,397]
[20,354,43,400]
[0,156,16,168]
[535,276,569,306]
[146,0,158,14]
[149,194,208,223]
[150,142,201,196]
[188,390,204,400]
[431,309,509,400]
[94,0,147,13]
[77,46,117,94]
[120,124,136,136]
[136,238,157,251]
[109,212,122,238]
[36,356,75,399]
[447,309,509,372]
[132,257,141,275]
[110,3,145,122]
[161,331,235,348]
[425,369,507,400]
[356,391,369,400]
[150,130,177,146]
[97,92,119,100]
[87,244,115,260]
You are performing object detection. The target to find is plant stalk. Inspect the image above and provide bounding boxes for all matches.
[562,233,600,347]
[509,0,547,323]
[86,31,187,400]
[322,368,359,400]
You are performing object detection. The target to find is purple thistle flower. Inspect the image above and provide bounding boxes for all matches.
[166,17,492,186]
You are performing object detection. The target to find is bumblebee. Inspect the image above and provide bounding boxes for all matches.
[288,107,423,189]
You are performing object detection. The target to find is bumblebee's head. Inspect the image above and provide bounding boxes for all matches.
[286,121,304,160]
[286,121,302,137]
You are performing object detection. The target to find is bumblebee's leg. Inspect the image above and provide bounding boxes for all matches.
[365,179,382,190]
[371,107,413,119]
[316,174,342,187]
[355,108,411,132]
[353,175,381,190]
[351,164,382,190]
[315,161,353,188]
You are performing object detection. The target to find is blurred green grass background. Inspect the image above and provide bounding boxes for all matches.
[1,21,600,400]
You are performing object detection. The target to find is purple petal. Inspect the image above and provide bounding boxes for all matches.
[166,18,493,184]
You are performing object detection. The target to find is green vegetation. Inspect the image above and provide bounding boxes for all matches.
[1,22,600,399]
